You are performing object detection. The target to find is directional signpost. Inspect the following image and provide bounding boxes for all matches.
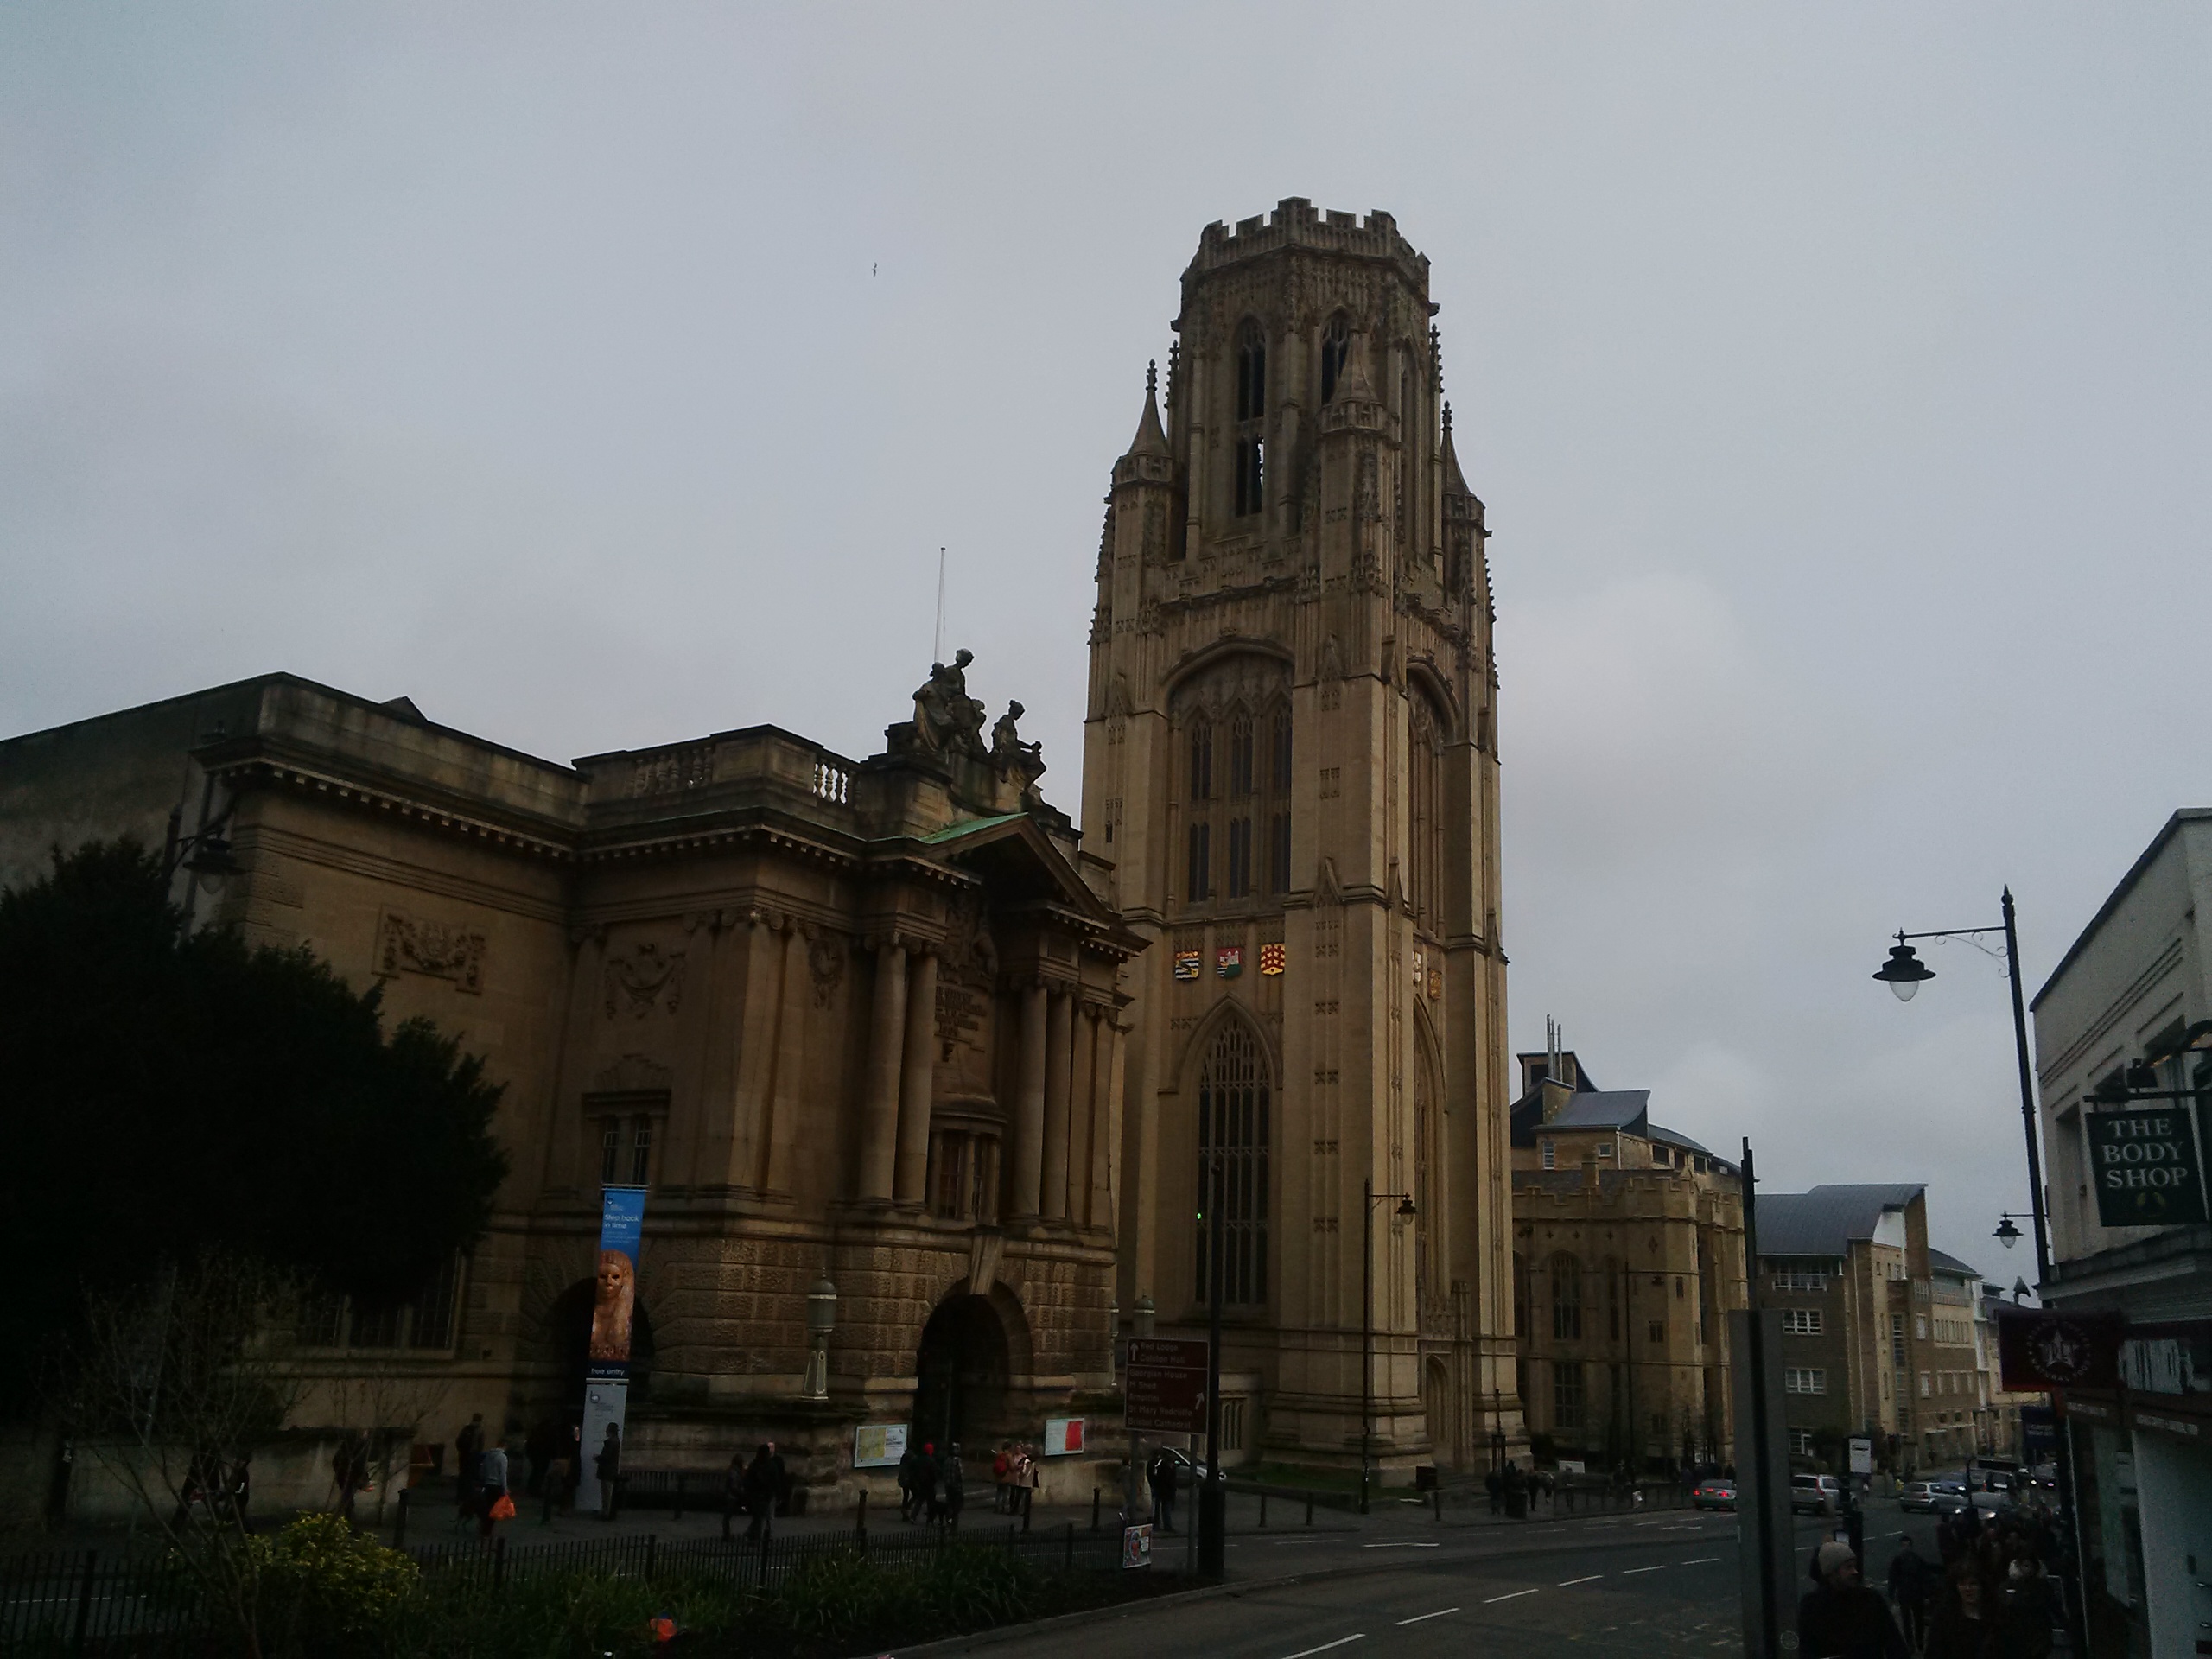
[1123,1338,1207,1572]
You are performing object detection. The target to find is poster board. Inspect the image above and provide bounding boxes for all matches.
[1043,1417,1085,1457]
[1122,1522,1154,1569]
[854,1422,909,1469]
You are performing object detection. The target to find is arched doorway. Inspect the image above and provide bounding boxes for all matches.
[1424,1357,1452,1467]
[912,1294,1010,1451]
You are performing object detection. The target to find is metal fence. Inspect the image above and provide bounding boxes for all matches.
[0,1521,1125,1656]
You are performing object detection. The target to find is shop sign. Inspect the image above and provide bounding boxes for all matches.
[2085,1105,2209,1227]
[1995,1307,2124,1392]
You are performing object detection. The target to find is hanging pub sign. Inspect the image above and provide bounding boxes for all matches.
[1994,1306,2123,1393]
[2085,1104,2209,1228]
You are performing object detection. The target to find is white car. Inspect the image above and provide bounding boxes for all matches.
[1789,1473,1840,1516]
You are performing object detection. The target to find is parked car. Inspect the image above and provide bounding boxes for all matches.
[1789,1473,1840,1516]
[1923,1480,1969,1515]
[1692,1479,1737,1511]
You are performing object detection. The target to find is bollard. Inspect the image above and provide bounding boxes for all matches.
[1065,1520,1075,1572]
[1091,1486,1101,1533]
[856,1487,868,1541]
[394,1488,410,1549]
[1433,1487,1442,1523]
[1305,1490,1313,1527]
[1260,1486,1268,1529]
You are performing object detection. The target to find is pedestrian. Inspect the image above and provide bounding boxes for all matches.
[721,1450,747,1541]
[454,1414,485,1528]
[765,1440,789,1521]
[942,1442,965,1529]
[898,1442,923,1522]
[1996,1553,2055,1659]
[993,1443,1013,1513]
[542,1451,570,1524]
[1148,1449,1179,1533]
[1503,1460,1528,1520]
[594,1422,622,1522]
[1886,1535,1933,1653]
[1484,1465,1502,1515]
[1923,1560,1999,1659]
[477,1438,512,1541]
[743,1445,774,1542]
[226,1452,251,1533]
[1798,1540,1908,1659]
[918,1441,942,1522]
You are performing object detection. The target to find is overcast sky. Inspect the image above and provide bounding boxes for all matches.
[5,4,2208,1281]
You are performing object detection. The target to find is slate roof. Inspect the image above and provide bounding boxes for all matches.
[1754,1184,1924,1259]
[1510,1088,1649,1145]
[1927,1248,1982,1281]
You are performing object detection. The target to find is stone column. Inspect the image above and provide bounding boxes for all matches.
[1010,979,1048,1218]
[1040,988,1074,1221]
[726,912,781,1192]
[860,938,907,1203]
[1085,1006,1115,1229]
[894,949,939,1206]
[763,925,808,1196]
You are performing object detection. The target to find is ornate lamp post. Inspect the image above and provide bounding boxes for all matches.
[804,1274,836,1402]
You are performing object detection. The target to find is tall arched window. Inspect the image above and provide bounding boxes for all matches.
[1234,319,1266,518]
[1173,665,1292,916]
[1225,709,1255,897]
[1194,1022,1270,1306]
[1185,715,1214,902]
[1550,1252,1583,1342]
[1408,696,1443,920]
[1320,313,1351,403]
[1268,705,1293,893]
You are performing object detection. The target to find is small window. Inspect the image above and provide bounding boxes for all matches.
[1597,1142,1614,1158]
[1783,1308,1823,1337]
[1320,313,1351,403]
[1236,321,1267,422]
[1675,1277,1684,1300]
[1784,1367,1827,1395]
[1221,1396,1246,1452]
[1648,1319,1665,1345]
[601,1120,622,1185]
[1919,1372,1931,1398]
[630,1117,652,1185]
[1541,1140,1555,1171]
[1270,709,1293,792]
[1789,1428,1814,1456]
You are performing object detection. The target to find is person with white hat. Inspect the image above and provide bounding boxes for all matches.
[1799,1538,1909,1659]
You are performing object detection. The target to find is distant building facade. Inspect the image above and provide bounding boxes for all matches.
[1509,1044,1745,1470]
[2029,809,2212,1659]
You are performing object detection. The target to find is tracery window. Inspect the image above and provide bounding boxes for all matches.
[1173,664,1292,915]
[1408,695,1445,920]
[1194,1023,1270,1307]
[1233,319,1266,518]
[1320,312,1351,403]
[1550,1252,1583,1342]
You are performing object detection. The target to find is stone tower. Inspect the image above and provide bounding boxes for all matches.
[1081,200,1522,1473]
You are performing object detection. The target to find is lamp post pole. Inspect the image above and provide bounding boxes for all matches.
[1873,887,2084,1656]
[1199,1151,1226,1576]
[1360,1179,1415,1516]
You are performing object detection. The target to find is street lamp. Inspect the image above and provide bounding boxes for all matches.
[1359,1179,1416,1516]
[804,1274,836,1401]
[1872,887,2084,1654]
[1992,1214,2026,1251]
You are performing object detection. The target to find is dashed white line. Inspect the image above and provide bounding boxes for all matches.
[1395,1608,1460,1625]
[1363,1541,1440,1549]
[1280,1637,1365,1659]
[1482,1588,1541,1604]
[1558,1574,1603,1586]
[1622,1564,1668,1575]
[1681,1557,1720,1566]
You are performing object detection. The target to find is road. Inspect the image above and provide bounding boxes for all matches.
[920,1500,1941,1659]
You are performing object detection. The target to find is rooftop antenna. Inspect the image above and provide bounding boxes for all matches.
[933,547,947,664]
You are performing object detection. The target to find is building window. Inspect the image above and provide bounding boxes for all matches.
[1553,1361,1585,1429]
[1186,822,1211,902]
[1789,1428,1814,1456]
[1784,1368,1827,1395]
[1773,1268,1830,1293]
[1221,1397,1246,1452]
[1550,1254,1582,1341]
[1651,1145,1672,1167]
[350,1300,404,1351]
[601,1120,622,1185]
[1189,719,1213,800]
[1916,1315,1928,1340]
[1229,710,1255,797]
[1320,312,1351,403]
[1236,320,1267,422]
[1596,1142,1614,1158]
[1408,697,1444,918]
[1194,1022,1270,1307]
[1649,1319,1666,1344]
[1783,1309,1823,1337]
[409,1253,461,1351]
[1920,1372,1931,1397]
[1541,1140,1555,1170]
[1225,816,1251,898]
[302,1255,466,1353]
[630,1118,652,1185]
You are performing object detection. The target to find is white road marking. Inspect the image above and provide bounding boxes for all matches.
[1395,1608,1460,1625]
[1681,1557,1720,1566]
[1621,1564,1667,1575]
[1483,1589,1541,1604]
[1271,1538,1338,1546]
[1363,1541,1440,1549]
[1558,1574,1603,1586]
[1280,1637,1365,1659]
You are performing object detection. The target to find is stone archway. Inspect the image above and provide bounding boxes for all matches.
[912,1293,1013,1452]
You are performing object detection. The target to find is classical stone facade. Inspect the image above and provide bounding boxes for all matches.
[1081,200,1522,1473]
[1510,1046,1746,1470]
[0,666,1138,1504]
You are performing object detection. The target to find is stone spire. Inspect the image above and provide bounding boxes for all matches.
[1441,400,1474,499]
[1123,359,1169,460]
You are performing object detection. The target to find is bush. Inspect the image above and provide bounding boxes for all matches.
[252,1512,419,1656]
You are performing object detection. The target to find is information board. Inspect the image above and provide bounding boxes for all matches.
[853,1422,908,1469]
[1124,1338,1209,1433]
[1043,1417,1084,1457]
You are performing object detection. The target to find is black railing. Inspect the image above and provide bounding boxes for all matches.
[0,1547,207,1654]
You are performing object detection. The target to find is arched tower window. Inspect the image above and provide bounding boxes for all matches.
[1267,702,1293,894]
[1225,708,1255,897]
[1185,716,1213,902]
[1550,1252,1583,1342]
[1408,696,1444,922]
[1320,312,1351,403]
[1194,1022,1270,1307]
[1233,319,1266,518]
[1173,662,1292,916]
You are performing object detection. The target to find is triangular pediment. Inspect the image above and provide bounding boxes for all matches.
[922,813,1117,925]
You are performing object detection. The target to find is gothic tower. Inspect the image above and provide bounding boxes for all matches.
[1081,200,1522,1472]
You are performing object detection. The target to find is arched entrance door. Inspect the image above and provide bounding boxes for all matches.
[912,1294,1010,1450]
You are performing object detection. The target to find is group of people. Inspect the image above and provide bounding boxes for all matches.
[719,1442,791,1542]
[895,1440,967,1525]
[171,1448,251,1532]
[989,1442,1042,1515]
[1802,1502,2065,1659]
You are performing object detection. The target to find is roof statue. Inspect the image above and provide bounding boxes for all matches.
[912,647,988,758]
[989,699,1046,806]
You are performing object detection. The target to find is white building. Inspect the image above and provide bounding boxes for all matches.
[2031,809,2212,1659]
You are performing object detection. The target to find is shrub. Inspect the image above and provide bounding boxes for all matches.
[252,1512,419,1656]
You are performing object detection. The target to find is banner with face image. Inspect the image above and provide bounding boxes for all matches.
[589,1185,646,1379]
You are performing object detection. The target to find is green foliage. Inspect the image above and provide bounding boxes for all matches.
[252,1512,421,1655]
[0,838,509,1391]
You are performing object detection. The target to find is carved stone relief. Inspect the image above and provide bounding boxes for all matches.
[604,942,685,1019]
[806,928,847,1008]
[374,910,486,995]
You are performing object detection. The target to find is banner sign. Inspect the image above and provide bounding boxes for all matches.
[1125,1337,1210,1433]
[1043,1417,1085,1457]
[589,1186,647,1380]
[575,1377,628,1513]
[2086,1106,2209,1228]
[1995,1307,2123,1392]
[2018,1405,2056,1461]
[853,1422,909,1469]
